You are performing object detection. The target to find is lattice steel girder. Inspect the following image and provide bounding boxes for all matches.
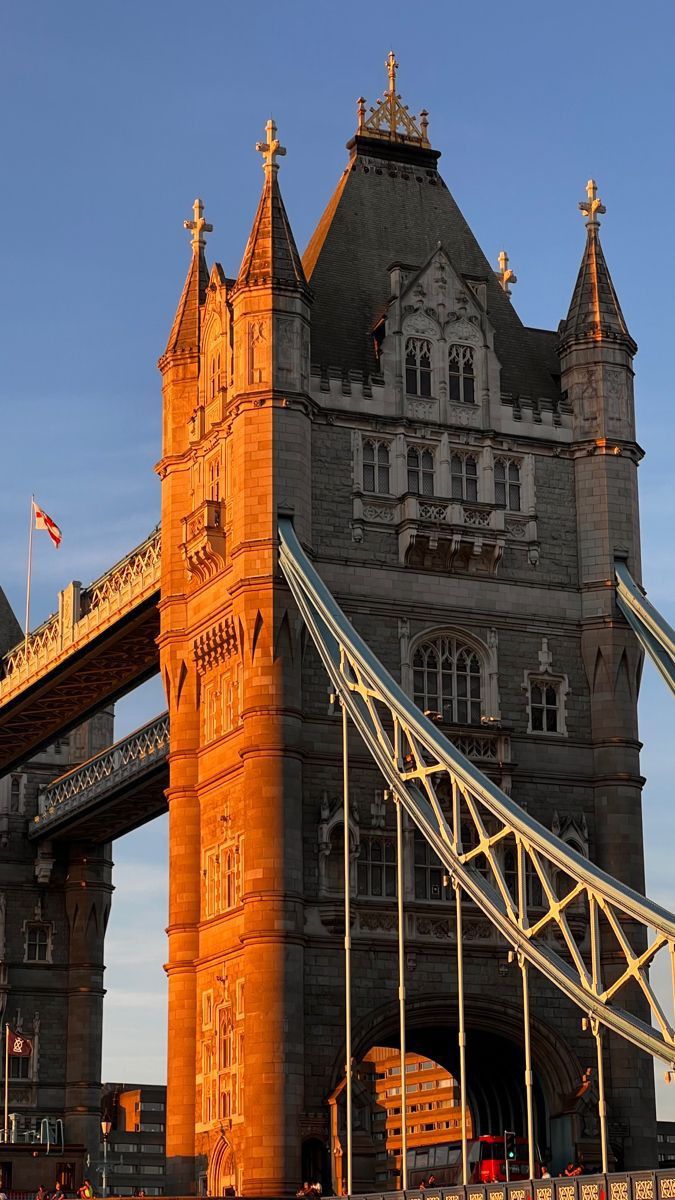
[615,560,675,696]
[279,519,675,1068]
[0,600,160,773]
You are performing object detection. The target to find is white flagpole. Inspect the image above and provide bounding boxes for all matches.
[3,1024,9,1144]
[24,495,34,660]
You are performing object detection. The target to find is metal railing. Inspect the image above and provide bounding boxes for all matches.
[0,527,161,701]
[33,712,169,831]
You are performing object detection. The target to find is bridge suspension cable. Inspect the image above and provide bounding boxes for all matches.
[279,519,675,1074]
[615,559,675,696]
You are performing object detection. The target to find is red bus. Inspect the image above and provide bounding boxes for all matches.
[407,1135,543,1185]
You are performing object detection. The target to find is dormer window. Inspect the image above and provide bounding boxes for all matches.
[209,351,221,400]
[363,440,391,495]
[448,344,475,405]
[407,446,435,496]
[405,338,432,397]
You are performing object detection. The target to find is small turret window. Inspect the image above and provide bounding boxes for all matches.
[209,351,221,400]
[448,344,475,405]
[405,338,432,397]
[529,681,561,733]
[407,446,435,496]
[363,440,391,495]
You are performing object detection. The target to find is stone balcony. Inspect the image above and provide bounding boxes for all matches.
[353,492,538,573]
[180,499,227,583]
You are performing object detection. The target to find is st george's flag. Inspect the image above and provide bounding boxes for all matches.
[33,501,62,548]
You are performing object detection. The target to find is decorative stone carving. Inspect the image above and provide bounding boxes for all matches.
[194,617,238,675]
[402,310,438,339]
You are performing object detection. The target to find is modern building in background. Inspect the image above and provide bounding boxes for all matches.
[102,1083,167,1196]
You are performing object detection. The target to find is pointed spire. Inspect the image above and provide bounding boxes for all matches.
[164,198,212,356]
[560,180,635,351]
[496,250,517,297]
[235,120,308,292]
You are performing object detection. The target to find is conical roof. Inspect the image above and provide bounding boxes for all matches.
[560,224,635,351]
[302,133,560,399]
[164,247,210,357]
[236,169,308,292]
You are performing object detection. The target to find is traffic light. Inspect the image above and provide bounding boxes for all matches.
[504,1131,517,1162]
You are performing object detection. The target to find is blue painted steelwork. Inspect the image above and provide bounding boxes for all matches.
[615,560,675,697]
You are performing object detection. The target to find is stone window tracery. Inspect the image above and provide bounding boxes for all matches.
[203,839,242,918]
[412,635,483,725]
[450,453,478,502]
[414,833,450,901]
[207,452,221,502]
[357,836,396,898]
[209,351,221,400]
[405,337,433,397]
[363,439,391,495]
[494,458,521,511]
[407,446,435,496]
[448,344,475,405]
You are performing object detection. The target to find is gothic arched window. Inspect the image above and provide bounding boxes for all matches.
[209,351,221,400]
[495,458,521,511]
[450,454,478,502]
[363,440,391,495]
[414,832,449,901]
[405,337,432,397]
[407,446,435,496]
[448,344,475,405]
[412,635,483,725]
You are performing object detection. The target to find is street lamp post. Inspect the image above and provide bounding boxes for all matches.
[101,1119,112,1198]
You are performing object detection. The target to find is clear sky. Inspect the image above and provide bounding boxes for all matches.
[1,0,674,1117]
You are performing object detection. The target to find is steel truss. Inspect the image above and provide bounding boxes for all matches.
[279,519,675,1069]
[615,560,675,697]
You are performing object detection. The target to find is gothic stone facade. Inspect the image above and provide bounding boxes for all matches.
[158,81,654,1195]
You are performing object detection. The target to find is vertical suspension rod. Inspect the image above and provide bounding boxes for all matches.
[520,955,536,1180]
[342,697,353,1197]
[395,793,408,1189]
[593,1019,609,1173]
[455,880,469,1185]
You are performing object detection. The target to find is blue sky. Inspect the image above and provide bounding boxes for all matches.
[1,0,674,1116]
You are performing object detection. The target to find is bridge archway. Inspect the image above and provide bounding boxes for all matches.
[328,991,583,1187]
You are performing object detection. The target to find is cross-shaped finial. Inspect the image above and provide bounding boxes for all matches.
[256,118,286,173]
[386,50,398,94]
[579,179,606,228]
[496,250,518,296]
[183,198,213,253]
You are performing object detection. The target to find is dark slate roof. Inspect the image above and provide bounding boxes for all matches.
[303,134,560,400]
[560,226,635,352]
[164,247,210,356]
[0,588,22,658]
[236,170,308,292]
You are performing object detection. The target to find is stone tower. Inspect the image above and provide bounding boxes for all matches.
[158,62,655,1193]
[158,125,313,1195]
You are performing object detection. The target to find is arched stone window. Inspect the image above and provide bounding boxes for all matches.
[405,337,432,397]
[412,635,483,725]
[363,439,391,495]
[209,350,221,400]
[448,344,475,404]
[407,446,435,496]
[450,453,478,502]
[494,458,521,511]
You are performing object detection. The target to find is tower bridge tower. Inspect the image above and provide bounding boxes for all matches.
[158,63,654,1193]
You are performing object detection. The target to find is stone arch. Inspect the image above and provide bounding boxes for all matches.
[327,991,582,1152]
[207,1133,236,1196]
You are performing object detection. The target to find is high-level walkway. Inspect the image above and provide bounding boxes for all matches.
[0,528,161,771]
